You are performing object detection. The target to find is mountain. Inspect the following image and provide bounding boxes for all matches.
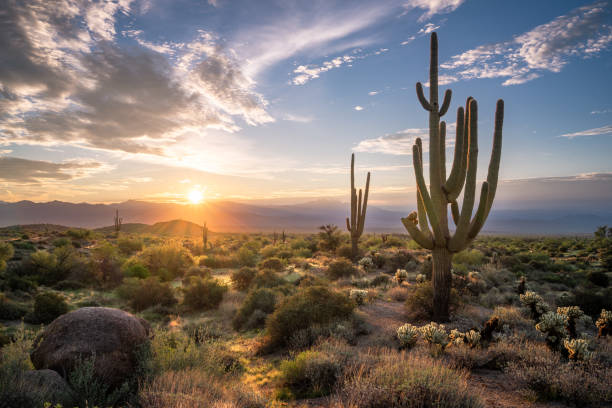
[0,199,610,235]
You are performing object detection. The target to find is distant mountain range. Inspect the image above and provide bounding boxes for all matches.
[0,199,609,235]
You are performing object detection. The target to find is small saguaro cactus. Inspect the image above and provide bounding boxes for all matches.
[401,32,505,321]
[114,209,122,233]
[202,221,208,248]
[346,153,371,261]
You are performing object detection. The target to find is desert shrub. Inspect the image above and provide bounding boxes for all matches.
[233,287,278,330]
[2,272,37,293]
[66,228,91,240]
[0,242,14,272]
[587,270,609,287]
[388,286,409,301]
[293,247,312,258]
[371,252,386,269]
[370,274,390,287]
[260,244,279,259]
[26,292,69,324]
[252,269,286,289]
[405,281,459,320]
[563,338,592,361]
[123,261,150,279]
[117,277,177,312]
[318,225,342,252]
[386,250,414,272]
[358,256,373,272]
[560,287,612,318]
[258,257,283,271]
[419,256,433,279]
[327,259,356,280]
[278,350,341,399]
[236,247,257,267]
[27,246,81,285]
[200,254,238,268]
[337,349,482,408]
[349,289,368,305]
[336,244,353,259]
[182,277,227,311]
[139,243,194,279]
[453,249,485,266]
[507,356,611,406]
[230,266,257,291]
[535,312,568,351]
[397,323,419,349]
[117,237,143,255]
[91,242,123,287]
[266,286,354,348]
[69,355,132,408]
[184,265,211,278]
[0,294,28,320]
[52,237,71,247]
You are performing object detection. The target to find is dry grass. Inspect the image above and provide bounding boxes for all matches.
[387,286,409,302]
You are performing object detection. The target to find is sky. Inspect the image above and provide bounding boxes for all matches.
[0,0,611,209]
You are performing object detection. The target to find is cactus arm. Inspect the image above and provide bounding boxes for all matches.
[439,121,447,185]
[358,172,370,235]
[414,138,431,237]
[416,82,433,111]
[467,181,489,240]
[346,217,351,232]
[449,99,479,252]
[439,89,452,116]
[349,154,357,232]
[357,188,363,235]
[444,106,465,195]
[413,141,444,244]
[450,200,460,226]
[402,215,434,249]
[429,33,439,107]
[484,99,504,219]
[447,98,472,202]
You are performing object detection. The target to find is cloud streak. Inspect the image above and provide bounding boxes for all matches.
[0,156,108,183]
[440,2,612,86]
[559,125,612,138]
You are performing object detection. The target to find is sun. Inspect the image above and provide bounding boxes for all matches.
[187,189,204,204]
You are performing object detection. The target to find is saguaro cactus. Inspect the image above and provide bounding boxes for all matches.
[402,32,504,321]
[202,221,208,248]
[114,209,122,233]
[346,153,371,260]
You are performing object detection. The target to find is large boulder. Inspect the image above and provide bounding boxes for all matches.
[31,307,150,388]
[0,369,75,408]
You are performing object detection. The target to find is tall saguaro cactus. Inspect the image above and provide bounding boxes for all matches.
[202,221,208,248]
[346,153,371,260]
[402,32,504,321]
[114,209,122,234]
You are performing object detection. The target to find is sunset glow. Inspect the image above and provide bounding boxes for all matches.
[187,189,204,204]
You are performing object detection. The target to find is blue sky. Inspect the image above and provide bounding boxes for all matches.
[0,0,611,208]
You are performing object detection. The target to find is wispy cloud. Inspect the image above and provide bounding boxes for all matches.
[440,2,612,86]
[291,48,388,85]
[283,113,314,123]
[0,156,109,184]
[354,106,364,111]
[591,108,612,115]
[559,125,612,138]
[368,91,379,96]
[402,0,465,21]
[354,123,456,155]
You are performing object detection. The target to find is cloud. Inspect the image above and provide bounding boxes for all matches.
[291,48,388,85]
[368,91,379,96]
[401,36,416,45]
[559,125,612,138]
[440,2,612,86]
[591,109,612,115]
[0,2,273,156]
[418,22,440,34]
[283,113,314,123]
[0,156,108,183]
[402,0,465,21]
[354,128,426,154]
[354,106,364,111]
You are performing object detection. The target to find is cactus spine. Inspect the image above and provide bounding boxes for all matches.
[114,209,122,233]
[346,153,370,260]
[402,32,504,321]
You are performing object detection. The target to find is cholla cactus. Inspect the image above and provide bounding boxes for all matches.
[557,306,584,338]
[358,256,374,272]
[420,322,448,348]
[464,330,481,348]
[564,338,592,361]
[536,312,568,350]
[449,329,465,346]
[395,269,408,285]
[449,329,480,348]
[350,289,368,306]
[397,323,420,349]
[520,291,550,321]
[416,273,426,283]
[596,309,612,337]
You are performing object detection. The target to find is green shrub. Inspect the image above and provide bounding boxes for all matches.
[28,246,82,286]
[123,261,150,279]
[139,244,194,279]
[326,259,356,280]
[386,250,414,272]
[91,242,123,287]
[201,254,238,268]
[587,270,609,287]
[258,257,283,271]
[266,286,354,348]
[230,267,257,291]
[453,249,485,266]
[370,274,390,287]
[0,294,28,320]
[252,269,286,289]
[279,350,341,399]
[52,237,71,247]
[117,277,177,312]
[232,287,278,330]
[236,247,257,267]
[0,242,14,272]
[182,277,227,311]
[26,292,69,324]
[336,244,353,260]
[117,237,143,255]
[69,355,132,408]
[405,281,459,320]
